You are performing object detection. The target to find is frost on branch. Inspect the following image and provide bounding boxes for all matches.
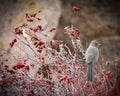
[0,10,120,96]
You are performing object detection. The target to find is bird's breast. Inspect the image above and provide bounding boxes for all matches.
[85,46,99,64]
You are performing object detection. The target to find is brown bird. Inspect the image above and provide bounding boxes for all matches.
[22,27,39,42]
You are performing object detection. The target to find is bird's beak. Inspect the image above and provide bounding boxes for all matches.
[99,43,101,46]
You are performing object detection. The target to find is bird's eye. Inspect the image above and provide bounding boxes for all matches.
[95,42,98,46]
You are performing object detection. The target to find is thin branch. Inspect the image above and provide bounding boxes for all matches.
[15,35,37,56]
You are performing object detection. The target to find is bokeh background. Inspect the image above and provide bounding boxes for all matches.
[0,0,120,60]
[0,0,120,95]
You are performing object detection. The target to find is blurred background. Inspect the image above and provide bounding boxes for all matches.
[0,0,120,60]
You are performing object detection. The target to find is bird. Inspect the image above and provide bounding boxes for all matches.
[22,26,39,42]
[85,40,100,81]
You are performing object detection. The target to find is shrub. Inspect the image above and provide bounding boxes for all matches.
[0,7,120,96]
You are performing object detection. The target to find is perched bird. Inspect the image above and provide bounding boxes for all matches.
[85,40,100,81]
[22,24,39,42]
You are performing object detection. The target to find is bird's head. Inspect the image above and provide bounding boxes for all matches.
[90,40,101,48]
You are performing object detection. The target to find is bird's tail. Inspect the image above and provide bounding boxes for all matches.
[87,63,93,81]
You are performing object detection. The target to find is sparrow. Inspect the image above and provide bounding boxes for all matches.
[22,26,39,42]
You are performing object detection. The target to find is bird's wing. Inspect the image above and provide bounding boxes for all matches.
[22,28,38,40]
[85,46,98,64]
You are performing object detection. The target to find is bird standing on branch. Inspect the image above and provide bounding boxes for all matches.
[22,25,39,42]
[85,40,100,81]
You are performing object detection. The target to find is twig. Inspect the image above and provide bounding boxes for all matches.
[15,35,37,56]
